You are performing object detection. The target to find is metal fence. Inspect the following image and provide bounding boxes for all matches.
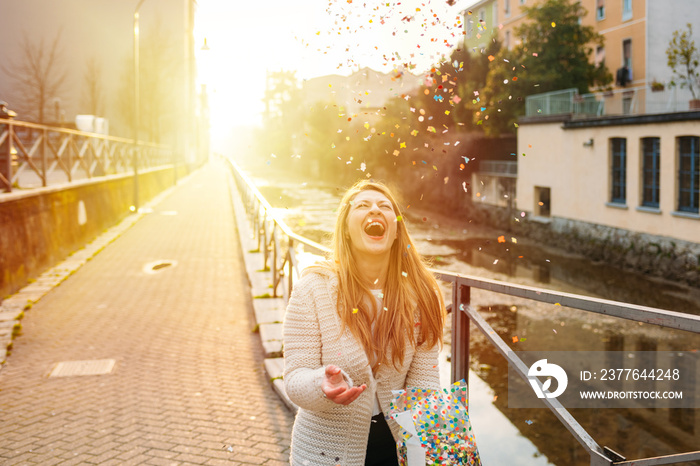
[526,86,699,119]
[0,118,173,192]
[223,156,700,466]
[525,88,578,117]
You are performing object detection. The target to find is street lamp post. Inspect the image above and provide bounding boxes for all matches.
[133,0,147,211]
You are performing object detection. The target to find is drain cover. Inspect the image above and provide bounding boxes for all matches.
[142,260,177,274]
[49,359,116,377]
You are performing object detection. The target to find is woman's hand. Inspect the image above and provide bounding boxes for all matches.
[322,365,366,405]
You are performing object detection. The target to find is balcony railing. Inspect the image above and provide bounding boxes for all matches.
[525,86,699,119]
[223,156,700,466]
[478,160,518,177]
[0,118,173,192]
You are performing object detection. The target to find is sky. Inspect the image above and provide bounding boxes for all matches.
[194,0,481,148]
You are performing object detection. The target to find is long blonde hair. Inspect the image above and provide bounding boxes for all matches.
[325,180,445,372]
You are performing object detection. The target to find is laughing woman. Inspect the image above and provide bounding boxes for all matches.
[283,180,446,466]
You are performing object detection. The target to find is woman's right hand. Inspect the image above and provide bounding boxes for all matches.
[322,365,366,405]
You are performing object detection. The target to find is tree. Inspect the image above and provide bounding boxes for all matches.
[479,0,611,135]
[81,56,104,116]
[139,18,179,143]
[260,70,303,159]
[667,23,699,100]
[114,18,180,142]
[451,39,501,127]
[1,30,67,123]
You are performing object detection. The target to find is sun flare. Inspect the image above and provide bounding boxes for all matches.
[194,0,473,151]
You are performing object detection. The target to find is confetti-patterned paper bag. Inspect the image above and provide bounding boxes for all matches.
[388,380,481,466]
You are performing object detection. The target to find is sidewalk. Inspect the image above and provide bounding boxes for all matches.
[0,161,294,465]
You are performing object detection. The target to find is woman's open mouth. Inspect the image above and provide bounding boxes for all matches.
[364,219,386,238]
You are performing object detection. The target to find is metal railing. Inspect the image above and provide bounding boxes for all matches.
[223,156,700,466]
[478,160,518,177]
[0,118,173,192]
[525,88,578,117]
[526,86,699,118]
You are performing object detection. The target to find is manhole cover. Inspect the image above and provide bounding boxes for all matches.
[49,359,116,377]
[143,260,177,274]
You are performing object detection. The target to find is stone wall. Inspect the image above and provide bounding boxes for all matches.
[0,165,185,299]
[473,203,700,288]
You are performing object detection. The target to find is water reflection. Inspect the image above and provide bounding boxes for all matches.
[431,239,700,315]
[467,303,698,465]
[250,174,700,465]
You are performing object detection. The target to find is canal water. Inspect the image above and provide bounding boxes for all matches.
[245,168,700,466]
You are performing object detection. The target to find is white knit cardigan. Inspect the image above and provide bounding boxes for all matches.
[283,267,441,466]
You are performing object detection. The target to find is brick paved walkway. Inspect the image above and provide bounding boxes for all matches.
[0,162,294,465]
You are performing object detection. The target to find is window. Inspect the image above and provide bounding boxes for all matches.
[622,0,632,21]
[622,95,633,114]
[479,8,485,22]
[535,187,550,217]
[611,138,627,204]
[678,136,699,213]
[596,0,605,20]
[641,137,660,208]
[623,39,632,74]
[467,19,473,38]
[505,30,511,50]
[505,0,511,17]
[520,0,526,4]
[617,38,633,87]
[595,46,605,67]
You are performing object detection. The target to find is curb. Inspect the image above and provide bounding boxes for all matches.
[226,166,298,414]
[0,166,202,373]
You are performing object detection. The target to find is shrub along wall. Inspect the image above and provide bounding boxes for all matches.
[0,165,185,299]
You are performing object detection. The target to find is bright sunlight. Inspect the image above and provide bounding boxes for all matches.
[194,0,477,150]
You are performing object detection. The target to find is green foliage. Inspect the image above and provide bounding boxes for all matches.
[479,0,611,136]
[452,40,501,127]
[258,70,304,163]
[300,99,347,178]
[666,23,700,100]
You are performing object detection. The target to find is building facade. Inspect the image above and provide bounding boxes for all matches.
[463,0,700,95]
[301,67,423,118]
[462,0,700,282]
[463,0,499,52]
[515,112,700,284]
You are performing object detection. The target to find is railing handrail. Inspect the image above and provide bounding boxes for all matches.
[232,160,330,255]
[433,271,700,332]
[1,118,174,193]
[223,155,699,466]
[0,118,169,148]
